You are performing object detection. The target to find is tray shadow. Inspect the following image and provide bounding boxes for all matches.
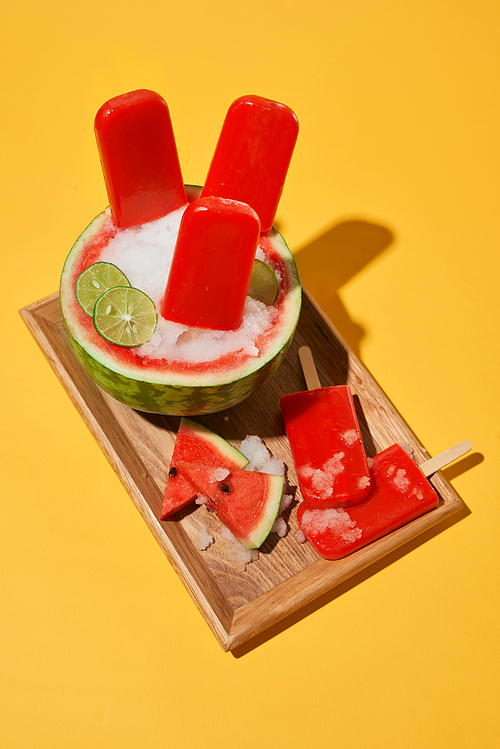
[232,459,477,658]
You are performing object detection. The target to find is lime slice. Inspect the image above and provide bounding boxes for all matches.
[75,262,131,316]
[247,259,279,305]
[93,286,157,347]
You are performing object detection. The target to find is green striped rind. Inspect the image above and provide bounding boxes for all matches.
[246,473,284,549]
[66,329,295,414]
[179,418,249,467]
[60,207,301,415]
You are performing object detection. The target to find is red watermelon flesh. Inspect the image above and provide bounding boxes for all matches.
[160,418,249,519]
[177,460,284,549]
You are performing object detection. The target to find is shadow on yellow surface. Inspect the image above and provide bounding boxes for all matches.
[441,451,484,482]
[294,219,394,357]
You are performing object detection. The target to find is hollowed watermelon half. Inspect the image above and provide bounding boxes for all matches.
[161,417,249,519]
[178,460,284,549]
[60,187,301,416]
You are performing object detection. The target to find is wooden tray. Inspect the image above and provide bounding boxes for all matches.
[20,290,465,651]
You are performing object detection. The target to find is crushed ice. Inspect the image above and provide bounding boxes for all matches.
[239,434,285,475]
[98,207,279,363]
[357,476,370,490]
[300,506,362,543]
[341,429,358,446]
[298,453,346,500]
[197,525,214,550]
[208,467,230,483]
[392,467,410,492]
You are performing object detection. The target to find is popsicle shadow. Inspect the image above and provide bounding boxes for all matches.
[293,218,395,357]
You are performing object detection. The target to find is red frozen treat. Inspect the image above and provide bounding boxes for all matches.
[280,385,371,509]
[95,89,186,228]
[297,444,440,560]
[201,95,299,232]
[160,196,260,331]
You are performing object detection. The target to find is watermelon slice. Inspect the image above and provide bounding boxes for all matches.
[160,418,249,519]
[177,460,284,549]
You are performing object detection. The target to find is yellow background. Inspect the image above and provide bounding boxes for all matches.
[2,1,499,746]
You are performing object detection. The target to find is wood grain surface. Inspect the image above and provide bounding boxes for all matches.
[19,289,465,651]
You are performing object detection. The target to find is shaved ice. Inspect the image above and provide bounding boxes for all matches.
[239,434,285,475]
[300,506,363,544]
[197,525,215,550]
[98,206,280,363]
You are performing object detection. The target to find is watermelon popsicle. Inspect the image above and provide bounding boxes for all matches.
[201,94,299,232]
[160,196,261,330]
[280,347,371,509]
[297,440,472,560]
[94,89,186,228]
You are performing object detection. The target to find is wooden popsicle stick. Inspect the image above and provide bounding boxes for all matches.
[298,346,321,391]
[420,440,472,477]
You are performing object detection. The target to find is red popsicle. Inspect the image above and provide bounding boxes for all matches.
[297,444,440,560]
[160,196,261,330]
[201,95,299,232]
[280,348,371,508]
[94,89,186,228]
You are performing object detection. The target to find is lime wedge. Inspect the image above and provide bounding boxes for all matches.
[247,259,279,305]
[75,262,131,316]
[93,286,157,347]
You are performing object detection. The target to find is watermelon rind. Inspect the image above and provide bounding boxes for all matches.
[178,461,284,549]
[174,418,249,467]
[243,473,284,549]
[161,418,249,519]
[59,194,301,416]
